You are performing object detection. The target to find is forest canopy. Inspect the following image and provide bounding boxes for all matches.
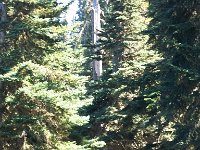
[0,0,200,150]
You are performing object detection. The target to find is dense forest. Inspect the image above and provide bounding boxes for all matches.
[0,0,200,149]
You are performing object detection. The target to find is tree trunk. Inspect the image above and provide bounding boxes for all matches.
[112,48,122,72]
[0,3,7,43]
[0,3,7,101]
[92,0,102,80]
[112,52,120,72]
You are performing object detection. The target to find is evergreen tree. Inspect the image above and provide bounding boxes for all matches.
[0,0,71,68]
[0,47,92,149]
[0,0,105,149]
[144,0,200,149]
[76,0,92,45]
[116,0,200,149]
[2,0,200,149]
[99,0,149,72]
[84,0,161,149]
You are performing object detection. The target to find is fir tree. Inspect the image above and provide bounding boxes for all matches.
[84,0,161,149]
[145,0,200,149]
[0,0,71,68]
[99,0,149,72]
[0,0,105,149]
[76,0,92,45]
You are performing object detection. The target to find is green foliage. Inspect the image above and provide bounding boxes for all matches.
[78,0,200,149]
[83,0,163,149]
[94,0,200,149]
[76,0,92,45]
[0,0,72,68]
[43,46,86,74]
[1,0,200,149]
[143,0,200,149]
[0,48,91,149]
[0,0,106,149]
[99,0,152,71]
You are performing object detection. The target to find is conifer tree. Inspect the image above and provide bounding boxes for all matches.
[77,0,92,45]
[144,0,200,149]
[0,0,104,149]
[122,0,200,149]
[0,0,71,68]
[99,0,149,72]
[85,0,161,149]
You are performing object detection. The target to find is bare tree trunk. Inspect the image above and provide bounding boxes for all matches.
[92,0,102,80]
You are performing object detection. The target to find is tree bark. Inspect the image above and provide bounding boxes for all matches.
[92,0,102,80]
[0,3,7,43]
[112,52,121,72]
[0,3,7,101]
